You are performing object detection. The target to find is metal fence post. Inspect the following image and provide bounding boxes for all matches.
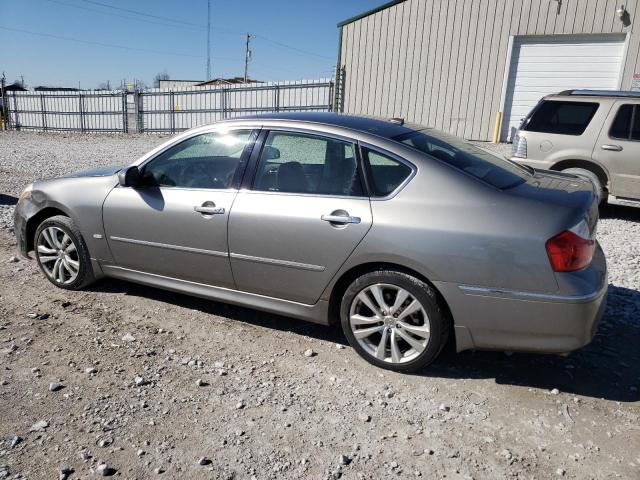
[122,91,128,133]
[40,93,47,131]
[135,90,143,133]
[78,93,85,133]
[274,85,280,112]
[12,91,20,130]
[169,90,175,134]
[0,77,6,130]
[221,88,227,119]
[327,80,334,112]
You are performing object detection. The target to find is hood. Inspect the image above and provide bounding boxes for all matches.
[64,165,123,178]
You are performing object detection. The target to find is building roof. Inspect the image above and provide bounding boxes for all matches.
[337,0,406,27]
[197,77,262,86]
[3,83,27,92]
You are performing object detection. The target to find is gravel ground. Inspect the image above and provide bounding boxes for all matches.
[0,131,639,479]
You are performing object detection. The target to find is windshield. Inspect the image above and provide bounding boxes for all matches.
[393,128,530,189]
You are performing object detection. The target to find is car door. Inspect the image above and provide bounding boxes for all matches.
[593,101,640,199]
[228,129,372,304]
[103,128,256,287]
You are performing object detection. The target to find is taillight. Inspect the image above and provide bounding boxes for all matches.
[512,134,527,158]
[545,220,595,272]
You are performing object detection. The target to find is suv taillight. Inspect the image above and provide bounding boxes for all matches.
[512,134,527,158]
[545,220,595,272]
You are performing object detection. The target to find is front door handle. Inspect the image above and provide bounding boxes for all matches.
[601,144,623,152]
[194,201,225,215]
[321,214,361,224]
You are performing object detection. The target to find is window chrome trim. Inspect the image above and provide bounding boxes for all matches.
[237,189,369,201]
[109,236,228,258]
[230,252,325,272]
[358,141,417,201]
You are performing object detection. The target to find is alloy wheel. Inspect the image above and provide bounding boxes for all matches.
[36,226,80,285]
[348,283,431,364]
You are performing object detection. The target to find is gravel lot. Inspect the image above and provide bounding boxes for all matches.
[0,131,639,479]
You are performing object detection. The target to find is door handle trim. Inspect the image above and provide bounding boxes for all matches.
[321,214,361,224]
[194,206,225,215]
[601,144,623,152]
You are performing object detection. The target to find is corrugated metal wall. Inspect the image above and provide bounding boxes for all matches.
[339,0,640,140]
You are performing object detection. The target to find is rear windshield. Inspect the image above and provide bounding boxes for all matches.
[394,129,529,189]
[523,100,599,135]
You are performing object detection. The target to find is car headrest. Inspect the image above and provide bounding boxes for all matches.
[277,161,307,192]
[262,146,281,160]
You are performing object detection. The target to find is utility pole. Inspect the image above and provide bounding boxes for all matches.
[244,33,253,83]
[206,0,211,80]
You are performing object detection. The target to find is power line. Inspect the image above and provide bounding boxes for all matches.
[43,0,206,32]
[0,25,206,58]
[78,0,205,28]
[253,34,334,60]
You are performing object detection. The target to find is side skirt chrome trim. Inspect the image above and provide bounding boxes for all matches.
[230,252,325,272]
[458,284,606,303]
[100,265,330,324]
[109,236,227,258]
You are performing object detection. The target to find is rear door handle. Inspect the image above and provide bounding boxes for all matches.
[321,214,361,224]
[601,144,623,152]
[194,202,225,215]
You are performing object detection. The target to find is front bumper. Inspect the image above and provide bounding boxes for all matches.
[13,200,30,257]
[436,244,608,354]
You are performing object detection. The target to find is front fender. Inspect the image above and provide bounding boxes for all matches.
[18,176,118,262]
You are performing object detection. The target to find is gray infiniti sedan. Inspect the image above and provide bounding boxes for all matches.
[14,113,607,372]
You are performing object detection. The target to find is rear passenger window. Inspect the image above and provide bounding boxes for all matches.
[523,101,599,136]
[253,131,363,196]
[609,104,640,140]
[363,149,412,197]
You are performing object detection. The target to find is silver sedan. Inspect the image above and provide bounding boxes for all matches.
[13,113,607,372]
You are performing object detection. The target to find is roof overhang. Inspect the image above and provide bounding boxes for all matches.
[337,0,407,27]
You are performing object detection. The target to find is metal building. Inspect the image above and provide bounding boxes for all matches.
[336,0,640,141]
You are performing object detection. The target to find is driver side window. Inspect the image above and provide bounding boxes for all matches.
[141,130,252,189]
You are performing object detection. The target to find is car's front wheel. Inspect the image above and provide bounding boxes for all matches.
[340,270,449,373]
[34,215,95,290]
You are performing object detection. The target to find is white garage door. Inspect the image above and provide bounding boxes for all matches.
[502,34,625,141]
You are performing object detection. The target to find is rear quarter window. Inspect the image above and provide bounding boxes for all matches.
[523,100,599,136]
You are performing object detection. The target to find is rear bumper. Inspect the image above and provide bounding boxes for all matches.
[437,245,608,354]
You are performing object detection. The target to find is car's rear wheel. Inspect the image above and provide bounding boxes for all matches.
[34,215,95,290]
[340,270,449,373]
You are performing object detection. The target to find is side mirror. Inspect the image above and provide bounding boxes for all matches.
[118,166,141,187]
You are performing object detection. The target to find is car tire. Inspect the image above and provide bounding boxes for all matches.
[340,270,450,373]
[562,168,605,203]
[34,215,95,290]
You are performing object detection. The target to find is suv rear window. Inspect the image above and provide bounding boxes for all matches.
[609,104,640,140]
[523,100,598,135]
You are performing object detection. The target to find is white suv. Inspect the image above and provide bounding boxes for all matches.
[511,90,640,208]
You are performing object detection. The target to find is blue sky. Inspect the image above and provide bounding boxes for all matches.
[1,0,381,88]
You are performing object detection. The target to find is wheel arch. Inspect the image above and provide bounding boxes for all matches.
[25,207,69,253]
[550,159,610,190]
[327,261,454,334]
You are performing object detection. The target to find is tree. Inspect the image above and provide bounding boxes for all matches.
[153,71,170,88]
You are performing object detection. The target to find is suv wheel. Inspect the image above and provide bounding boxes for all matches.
[562,168,605,203]
[340,270,449,373]
[34,215,95,290]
